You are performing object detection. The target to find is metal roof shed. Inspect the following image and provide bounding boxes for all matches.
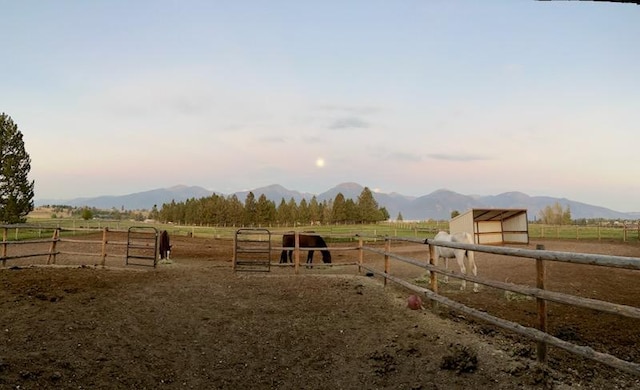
[449,208,529,245]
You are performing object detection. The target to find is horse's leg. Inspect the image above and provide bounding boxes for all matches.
[469,251,479,292]
[456,250,467,291]
[307,250,314,268]
[280,250,287,264]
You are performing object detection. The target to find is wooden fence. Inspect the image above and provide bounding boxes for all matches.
[4,226,640,376]
[0,226,155,267]
[356,236,640,376]
[530,223,640,241]
[241,230,640,376]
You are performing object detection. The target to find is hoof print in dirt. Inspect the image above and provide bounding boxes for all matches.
[368,351,397,376]
[440,344,478,374]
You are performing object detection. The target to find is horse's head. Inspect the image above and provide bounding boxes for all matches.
[322,250,332,263]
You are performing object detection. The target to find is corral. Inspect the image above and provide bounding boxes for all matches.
[1,230,640,389]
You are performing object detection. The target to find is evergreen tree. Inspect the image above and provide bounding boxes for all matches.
[321,199,332,225]
[227,195,244,226]
[286,197,298,225]
[379,207,390,221]
[344,198,357,223]
[243,192,257,226]
[256,194,275,226]
[149,204,159,220]
[308,196,321,224]
[298,198,310,225]
[331,193,347,224]
[356,187,380,223]
[276,198,289,226]
[0,113,35,223]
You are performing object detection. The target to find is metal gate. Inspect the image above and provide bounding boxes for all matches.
[233,228,271,272]
[126,226,159,267]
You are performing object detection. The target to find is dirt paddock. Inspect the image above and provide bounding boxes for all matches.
[1,233,639,389]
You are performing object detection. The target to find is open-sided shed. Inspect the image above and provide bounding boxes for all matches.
[449,208,529,245]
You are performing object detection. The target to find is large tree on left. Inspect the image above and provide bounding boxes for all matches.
[0,113,35,223]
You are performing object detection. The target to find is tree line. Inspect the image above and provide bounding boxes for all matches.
[150,187,390,226]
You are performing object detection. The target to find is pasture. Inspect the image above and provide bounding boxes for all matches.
[1,233,639,389]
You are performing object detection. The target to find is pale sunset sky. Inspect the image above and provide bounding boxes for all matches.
[2,1,639,211]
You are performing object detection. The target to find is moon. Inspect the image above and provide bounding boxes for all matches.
[315,158,325,168]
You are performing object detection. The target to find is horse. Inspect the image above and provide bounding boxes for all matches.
[159,230,172,260]
[279,233,331,265]
[425,231,478,292]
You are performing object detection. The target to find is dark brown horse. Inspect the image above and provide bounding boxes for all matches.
[159,230,171,260]
[280,233,331,264]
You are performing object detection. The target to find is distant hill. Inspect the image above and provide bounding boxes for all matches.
[36,185,215,210]
[35,182,638,221]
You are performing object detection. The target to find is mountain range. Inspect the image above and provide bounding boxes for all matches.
[35,182,639,221]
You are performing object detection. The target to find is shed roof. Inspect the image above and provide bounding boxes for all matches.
[467,208,528,222]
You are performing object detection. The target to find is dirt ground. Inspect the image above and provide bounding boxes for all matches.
[1,233,640,389]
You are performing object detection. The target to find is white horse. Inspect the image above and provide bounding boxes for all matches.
[428,231,479,292]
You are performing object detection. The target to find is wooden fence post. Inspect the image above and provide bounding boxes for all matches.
[101,227,108,267]
[429,243,438,295]
[2,227,7,267]
[294,231,300,275]
[358,236,364,273]
[232,232,237,269]
[383,238,390,287]
[536,244,548,364]
[47,229,59,265]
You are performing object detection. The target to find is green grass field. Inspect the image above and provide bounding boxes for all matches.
[4,216,637,244]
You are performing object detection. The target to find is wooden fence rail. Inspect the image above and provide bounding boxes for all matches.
[0,226,158,267]
[357,235,640,376]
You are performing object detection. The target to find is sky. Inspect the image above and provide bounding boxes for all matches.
[2,1,639,212]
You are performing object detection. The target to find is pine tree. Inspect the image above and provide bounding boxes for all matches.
[298,198,310,225]
[0,113,35,223]
[331,193,347,224]
[243,192,257,226]
[308,196,321,224]
[356,187,380,223]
